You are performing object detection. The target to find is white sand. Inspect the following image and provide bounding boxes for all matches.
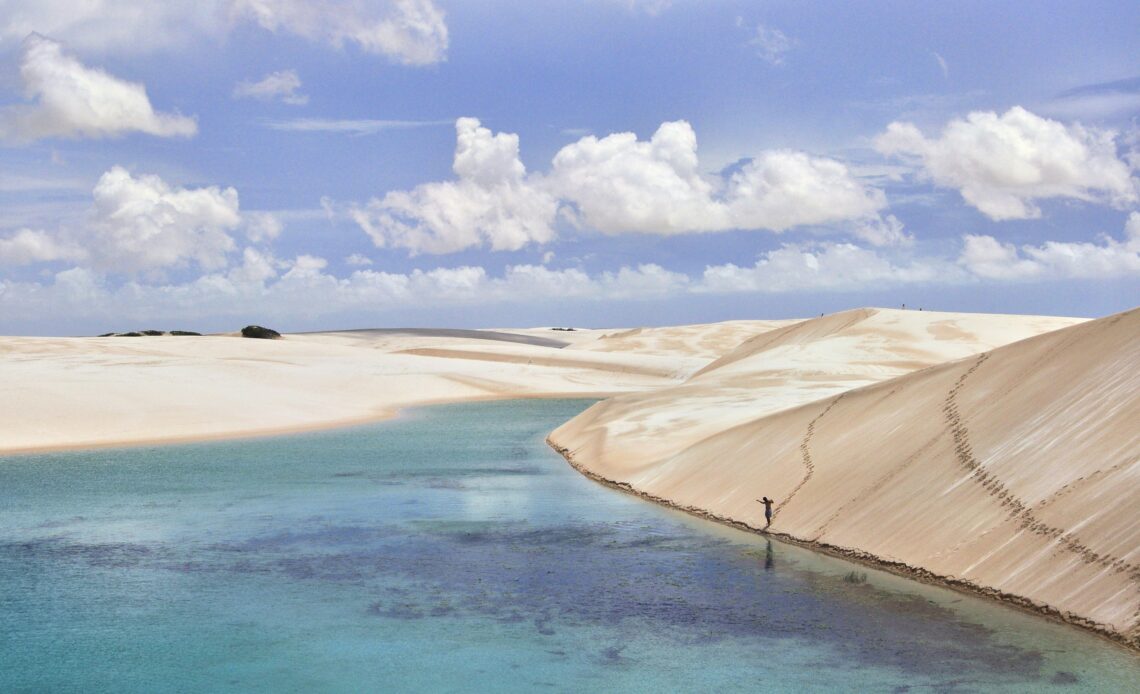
[550,307,1140,647]
[0,322,757,453]
[4,308,1136,647]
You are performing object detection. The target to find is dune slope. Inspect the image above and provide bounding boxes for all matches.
[549,307,1140,646]
[552,308,1085,476]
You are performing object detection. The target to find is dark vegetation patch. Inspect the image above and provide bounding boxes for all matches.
[241,325,281,339]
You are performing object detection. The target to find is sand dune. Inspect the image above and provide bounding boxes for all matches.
[551,308,1086,476]
[549,307,1139,647]
[4,308,1135,647]
[0,324,723,453]
[2,320,793,455]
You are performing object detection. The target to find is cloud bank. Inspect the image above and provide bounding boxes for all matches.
[1,1,449,65]
[959,213,1140,280]
[232,0,448,64]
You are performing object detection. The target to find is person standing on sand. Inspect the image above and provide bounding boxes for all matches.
[757,497,774,528]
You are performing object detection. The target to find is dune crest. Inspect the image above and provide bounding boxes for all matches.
[549,307,1140,647]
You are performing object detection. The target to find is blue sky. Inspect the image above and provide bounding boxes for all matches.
[1,1,1137,335]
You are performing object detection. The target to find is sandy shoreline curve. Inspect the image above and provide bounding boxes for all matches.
[4,307,1136,650]
[548,307,1139,650]
[547,440,1139,653]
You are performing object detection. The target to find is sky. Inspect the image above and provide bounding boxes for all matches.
[1,0,1138,335]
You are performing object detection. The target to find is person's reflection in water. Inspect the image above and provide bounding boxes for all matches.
[764,539,774,571]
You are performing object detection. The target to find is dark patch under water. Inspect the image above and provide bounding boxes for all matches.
[1,399,1133,693]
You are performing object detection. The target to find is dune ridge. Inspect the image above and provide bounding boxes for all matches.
[549,307,1140,648]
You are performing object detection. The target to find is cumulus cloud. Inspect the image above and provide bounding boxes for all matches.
[84,167,241,274]
[699,242,948,293]
[233,69,308,105]
[959,213,1140,280]
[550,121,725,233]
[351,117,559,254]
[360,118,892,254]
[0,168,245,274]
[876,106,1138,220]
[231,0,448,64]
[551,120,887,235]
[0,34,198,144]
[723,150,889,232]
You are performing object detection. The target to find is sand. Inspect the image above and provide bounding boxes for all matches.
[0,321,768,453]
[549,307,1139,648]
[4,308,1137,648]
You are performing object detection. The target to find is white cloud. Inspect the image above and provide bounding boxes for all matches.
[1,2,448,64]
[699,242,948,293]
[550,121,726,233]
[876,106,1138,220]
[0,34,198,144]
[1044,76,1140,122]
[932,52,949,79]
[233,69,308,105]
[243,211,283,242]
[354,118,893,254]
[0,2,226,54]
[351,117,559,254]
[744,21,796,66]
[551,120,887,235]
[345,253,373,267]
[851,214,912,247]
[722,149,888,232]
[1,241,966,332]
[0,228,84,265]
[231,0,448,65]
[959,214,1140,280]
[228,246,281,284]
[0,167,244,273]
[611,1,672,16]
[85,167,241,274]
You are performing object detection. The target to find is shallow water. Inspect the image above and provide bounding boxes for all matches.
[1,399,1136,692]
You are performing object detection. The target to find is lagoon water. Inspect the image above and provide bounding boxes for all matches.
[2,399,1137,692]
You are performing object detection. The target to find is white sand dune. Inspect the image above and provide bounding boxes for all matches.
[3,307,1136,647]
[0,324,726,453]
[549,307,1139,647]
[552,309,1086,476]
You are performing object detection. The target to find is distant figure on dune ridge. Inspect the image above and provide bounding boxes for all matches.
[757,496,774,528]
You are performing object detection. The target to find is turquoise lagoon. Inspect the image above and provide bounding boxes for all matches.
[1,399,1137,692]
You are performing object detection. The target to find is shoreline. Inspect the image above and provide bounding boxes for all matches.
[546,438,1140,654]
[0,391,611,458]
[3,380,1134,653]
